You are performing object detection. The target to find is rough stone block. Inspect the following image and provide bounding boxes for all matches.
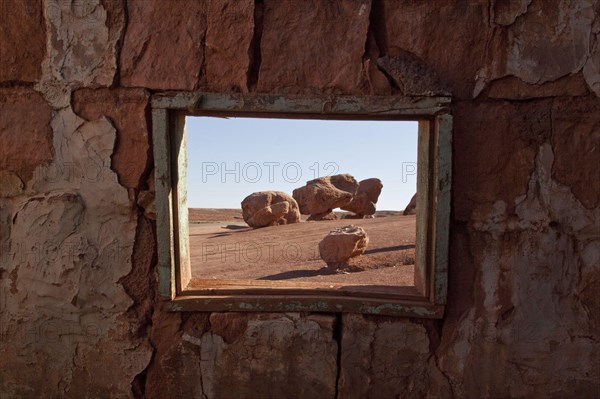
[120,0,206,90]
[206,0,255,92]
[383,0,489,99]
[0,88,53,184]
[258,0,371,94]
[0,0,46,82]
[452,101,538,221]
[200,313,338,398]
[338,314,431,398]
[551,96,600,208]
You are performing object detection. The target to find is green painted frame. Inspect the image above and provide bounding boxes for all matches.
[152,92,451,317]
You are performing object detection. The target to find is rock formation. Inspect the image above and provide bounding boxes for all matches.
[403,193,417,215]
[318,225,369,270]
[341,178,383,218]
[241,191,301,228]
[293,174,359,220]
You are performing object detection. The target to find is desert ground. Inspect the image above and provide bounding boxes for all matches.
[188,209,417,295]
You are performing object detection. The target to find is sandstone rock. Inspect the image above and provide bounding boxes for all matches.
[403,193,417,215]
[0,88,53,184]
[329,174,360,194]
[307,211,338,221]
[319,225,369,269]
[338,314,431,398]
[241,191,301,228]
[0,171,24,198]
[363,58,393,95]
[583,31,600,96]
[0,0,45,83]
[0,108,151,396]
[35,0,125,107]
[493,0,531,26]
[376,53,451,96]
[551,96,600,208]
[383,0,489,99]
[356,178,383,203]
[342,178,383,217]
[342,213,364,220]
[120,0,205,90]
[293,174,358,218]
[258,0,371,94]
[73,88,151,190]
[342,194,376,217]
[200,313,337,398]
[206,0,254,92]
[475,0,597,96]
[452,101,537,221]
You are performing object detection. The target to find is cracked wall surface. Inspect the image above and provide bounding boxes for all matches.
[0,0,598,398]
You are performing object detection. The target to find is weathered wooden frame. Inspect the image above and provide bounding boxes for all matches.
[152,92,451,318]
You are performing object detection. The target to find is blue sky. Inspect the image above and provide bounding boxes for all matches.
[186,117,418,211]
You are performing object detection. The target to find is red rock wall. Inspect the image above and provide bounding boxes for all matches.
[1,0,598,397]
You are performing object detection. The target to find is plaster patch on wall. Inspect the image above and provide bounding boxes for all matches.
[35,0,124,107]
[0,109,151,396]
[475,0,598,97]
[437,142,600,397]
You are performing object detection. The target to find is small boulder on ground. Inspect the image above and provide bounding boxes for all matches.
[403,193,417,215]
[293,174,358,219]
[319,225,369,270]
[241,191,301,228]
[341,178,383,218]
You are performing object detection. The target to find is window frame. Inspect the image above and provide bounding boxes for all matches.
[152,92,451,318]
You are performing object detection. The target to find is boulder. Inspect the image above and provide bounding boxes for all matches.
[319,225,369,270]
[341,178,383,217]
[293,174,358,218]
[403,193,417,215]
[308,211,339,221]
[342,213,364,219]
[241,191,301,228]
[357,178,383,203]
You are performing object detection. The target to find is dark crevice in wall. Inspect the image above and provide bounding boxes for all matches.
[101,0,126,88]
[197,313,212,399]
[333,313,343,399]
[198,10,208,90]
[132,350,154,398]
[363,0,400,94]
[369,0,388,57]
[118,213,158,398]
[247,0,264,92]
[140,96,154,191]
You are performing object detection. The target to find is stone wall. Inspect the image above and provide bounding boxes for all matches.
[0,0,598,397]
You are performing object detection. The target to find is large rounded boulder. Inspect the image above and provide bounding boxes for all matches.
[241,191,301,228]
[293,174,358,220]
[341,178,383,217]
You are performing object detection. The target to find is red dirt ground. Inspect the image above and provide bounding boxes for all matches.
[188,209,416,294]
